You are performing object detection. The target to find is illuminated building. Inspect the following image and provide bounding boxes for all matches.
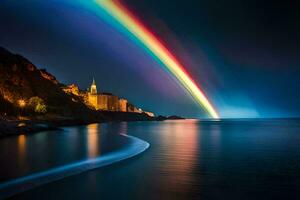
[88,78,99,109]
[86,78,155,116]
[87,79,119,111]
[98,93,119,111]
[90,78,97,94]
[119,98,128,112]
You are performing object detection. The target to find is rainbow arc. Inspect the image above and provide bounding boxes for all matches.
[95,0,219,119]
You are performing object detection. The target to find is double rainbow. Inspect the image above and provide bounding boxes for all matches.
[95,0,219,119]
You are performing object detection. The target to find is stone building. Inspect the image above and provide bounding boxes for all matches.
[87,78,98,109]
[87,79,119,111]
[86,78,155,117]
[98,93,119,111]
[119,98,128,112]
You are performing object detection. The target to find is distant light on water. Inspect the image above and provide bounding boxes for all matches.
[157,120,199,190]
[17,135,27,169]
[87,124,100,158]
[17,135,26,154]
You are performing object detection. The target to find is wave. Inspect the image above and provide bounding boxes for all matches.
[0,133,150,199]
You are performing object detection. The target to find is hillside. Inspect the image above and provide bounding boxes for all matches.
[0,46,102,120]
[0,47,162,127]
[0,47,182,136]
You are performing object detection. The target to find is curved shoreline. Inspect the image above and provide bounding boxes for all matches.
[0,133,150,199]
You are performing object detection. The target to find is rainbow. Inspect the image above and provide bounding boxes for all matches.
[94,0,219,118]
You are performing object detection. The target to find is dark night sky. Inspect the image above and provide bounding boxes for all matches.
[0,0,300,118]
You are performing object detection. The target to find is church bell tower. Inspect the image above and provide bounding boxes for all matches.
[90,78,97,94]
[88,78,98,109]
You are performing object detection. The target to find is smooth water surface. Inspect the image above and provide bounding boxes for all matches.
[3,119,300,199]
[0,123,130,182]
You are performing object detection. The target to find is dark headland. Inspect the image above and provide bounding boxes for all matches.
[0,47,183,137]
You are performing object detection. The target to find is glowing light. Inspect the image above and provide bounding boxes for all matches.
[87,124,100,158]
[17,135,27,169]
[18,135,26,152]
[95,0,219,119]
[159,120,198,190]
[18,99,26,108]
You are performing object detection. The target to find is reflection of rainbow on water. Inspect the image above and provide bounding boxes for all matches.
[158,120,199,192]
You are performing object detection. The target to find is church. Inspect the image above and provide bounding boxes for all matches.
[88,78,120,111]
[87,78,156,116]
[63,78,154,116]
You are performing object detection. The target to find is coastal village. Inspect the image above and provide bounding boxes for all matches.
[63,78,155,117]
[0,46,175,136]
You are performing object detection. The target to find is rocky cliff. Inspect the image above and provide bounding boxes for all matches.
[0,46,100,119]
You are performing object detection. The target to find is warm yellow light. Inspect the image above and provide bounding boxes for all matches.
[18,99,26,108]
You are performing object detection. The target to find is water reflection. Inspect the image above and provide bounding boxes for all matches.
[86,124,100,158]
[0,123,132,182]
[7,119,300,200]
[158,120,199,194]
[18,135,26,157]
[119,122,128,135]
[17,134,27,171]
[210,123,221,151]
[18,135,26,154]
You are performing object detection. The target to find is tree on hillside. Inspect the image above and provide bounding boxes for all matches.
[28,96,47,114]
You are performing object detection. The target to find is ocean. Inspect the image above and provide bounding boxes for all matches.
[1,119,300,199]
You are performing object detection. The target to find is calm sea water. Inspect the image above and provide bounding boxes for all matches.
[0,124,130,182]
[2,119,300,199]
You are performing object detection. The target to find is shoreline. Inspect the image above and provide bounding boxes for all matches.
[0,113,184,138]
[0,118,96,138]
[0,130,150,199]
